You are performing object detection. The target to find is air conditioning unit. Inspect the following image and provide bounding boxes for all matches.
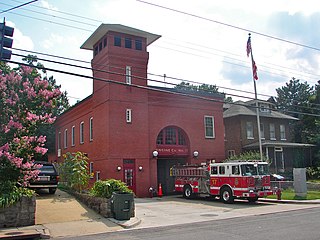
[57,149,61,157]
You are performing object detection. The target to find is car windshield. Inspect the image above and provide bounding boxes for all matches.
[241,164,258,176]
[40,165,56,174]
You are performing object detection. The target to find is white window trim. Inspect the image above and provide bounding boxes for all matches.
[204,115,215,138]
[280,124,286,140]
[270,123,276,140]
[89,117,93,141]
[80,121,84,144]
[246,122,254,139]
[71,126,75,146]
[96,171,100,181]
[57,131,61,150]
[126,66,132,84]
[64,129,68,149]
[126,109,132,123]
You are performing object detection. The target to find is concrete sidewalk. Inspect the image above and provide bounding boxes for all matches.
[1,191,320,239]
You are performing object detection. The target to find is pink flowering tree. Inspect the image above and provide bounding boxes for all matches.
[0,60,69,196]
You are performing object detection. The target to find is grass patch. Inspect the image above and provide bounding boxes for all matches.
[266,188,320,200]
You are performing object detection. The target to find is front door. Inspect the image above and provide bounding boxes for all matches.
[123,159,136,193]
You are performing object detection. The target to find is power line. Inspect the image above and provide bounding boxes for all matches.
[12,48,320,111]
[10,0,101,23]
[137,0,320,52]
[3,3,320,84]
[0,2,98,27]
[0,0,38,14]
[6,55,320,116]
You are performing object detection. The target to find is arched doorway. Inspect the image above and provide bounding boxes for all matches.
[156,126,189,195]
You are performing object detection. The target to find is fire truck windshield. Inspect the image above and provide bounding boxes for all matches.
[257,164,269,175]
[241,163,269,176]
[241,164,258,176]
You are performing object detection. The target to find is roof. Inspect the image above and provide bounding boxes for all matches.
[243,140,315,149]
[81,24,161,50]
[223,100,298,120]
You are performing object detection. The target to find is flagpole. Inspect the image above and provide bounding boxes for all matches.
[248,33,263,161]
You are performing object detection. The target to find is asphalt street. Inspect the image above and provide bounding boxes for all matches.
[60,207,320,240]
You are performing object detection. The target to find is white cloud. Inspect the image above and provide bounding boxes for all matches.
[40,0,59,11]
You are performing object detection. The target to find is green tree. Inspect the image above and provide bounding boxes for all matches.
[275,78,314,143]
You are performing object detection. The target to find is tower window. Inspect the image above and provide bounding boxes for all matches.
[114,36,121,47]
[135,39,142,50]
[125,38,132,48]
[126,66,132,84]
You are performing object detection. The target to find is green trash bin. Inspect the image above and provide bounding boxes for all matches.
[111,192,134,220]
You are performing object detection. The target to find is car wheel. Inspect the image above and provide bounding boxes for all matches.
[183,185,193,199]
[220,187,234,204]
[49,188,57,194]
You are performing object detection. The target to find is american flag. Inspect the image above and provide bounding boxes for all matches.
[252,59,258,80]
[246,36,251,57]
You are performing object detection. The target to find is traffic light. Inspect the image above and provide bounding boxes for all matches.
[0,19,14,60]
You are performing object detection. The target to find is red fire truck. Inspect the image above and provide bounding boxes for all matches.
[172,161,273,203]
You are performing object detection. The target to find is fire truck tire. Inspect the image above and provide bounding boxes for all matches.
[183,185,193,199]
[248,197,259,203]
[220,187,234,204]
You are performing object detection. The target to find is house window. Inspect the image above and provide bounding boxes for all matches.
[204,116,215,138]
[228,150,235,158]
[80,121,84,144]
[260,103,270,113]
[64,129,68,149]
[270,123,276,140]
[126,66,132,84]
[125,38,132,48]
[89,162,94,179]
[260,123,265,139]
[135,39,142,50]
[89,117,93,141]
[114,36,121,47]
[58,131,61,150]
[280,124,286,140]
[126,109,132,123]
[246,122,254,139]
[71,126,75,146]
[103,37,107,47]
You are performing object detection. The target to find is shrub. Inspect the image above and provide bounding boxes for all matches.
[0,186,34,208]
[90,179,132,198]
[306,167,320,180]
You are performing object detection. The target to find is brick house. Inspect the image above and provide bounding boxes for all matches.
[53,24,225,197]
[224,100,314,174]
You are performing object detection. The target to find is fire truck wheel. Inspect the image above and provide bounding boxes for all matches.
[183,185,193,199]
[248,197,259,203]
[220,187,234,204]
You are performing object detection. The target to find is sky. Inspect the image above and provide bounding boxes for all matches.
[1,0,320,105]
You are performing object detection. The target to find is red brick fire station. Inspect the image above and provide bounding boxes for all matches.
[54,24,225,197]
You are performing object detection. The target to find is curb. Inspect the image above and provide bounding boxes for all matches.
[108,217,142,229]
[259,198,320,204]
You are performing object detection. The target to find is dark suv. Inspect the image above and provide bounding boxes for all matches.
[29,162,59,194]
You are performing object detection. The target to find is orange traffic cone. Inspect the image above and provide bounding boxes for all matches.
[158,183,163,197]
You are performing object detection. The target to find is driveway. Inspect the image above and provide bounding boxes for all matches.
[35,189,122,238]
